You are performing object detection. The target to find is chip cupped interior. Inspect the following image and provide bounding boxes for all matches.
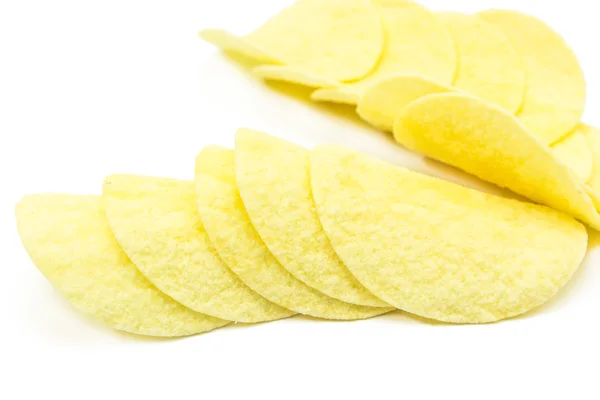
[310,145,587,323]
[103,175,294,323]
[16,195,229,337]
[195,145,393,320]
[394,92,600,230]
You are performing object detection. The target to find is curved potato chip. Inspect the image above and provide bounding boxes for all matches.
[202,0,383,84]
[16,195,229,337]
[437,12,525,113]
[252,65,340,88]
[393,93,600,229]
[103,175,293,323]
[357,75,454,132]
[584,124,600,202]
[551,125,593,182]
[357,12,527,132]
[235,129,388,307]
[311,0,456,103]
[310,145,587,323]
[195,146,392,320]
[199,29,282,64]
[479,10,586,144]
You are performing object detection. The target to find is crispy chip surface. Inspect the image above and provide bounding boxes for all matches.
[479,10,586,144]
[311,0,456,104]
[437,12,525,113]
[552,125,593,182]
[195,146,392,320]
[310,145,587,323]
[394,93,600,229]
[103,175,293,323]
[16,195,229,336]
[235,129,388,307]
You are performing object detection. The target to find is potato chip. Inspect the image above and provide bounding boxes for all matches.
[394,92,600,229]
[252,66,340,88]
[310,145,587,323]
[201,0,383,85]
[583,124,600,203]
[479,10,586,144]
[436,12,525,113]
[357,75,454,132]
[16,195,229,337]
[103,175,294,323]
[551,125,593,182]
[195,146,392,320]
[357,12,527,132]
[199,29,282,64]
[311,0,456,103]
[235,129,388,307]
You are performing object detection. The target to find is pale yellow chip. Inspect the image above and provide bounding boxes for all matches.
[357,75,454,132]
[195,146,392,320]
[437,12,525,113]
[311,0,456,103]
[583,124,600,205]
[235,129,388,307]
[102,175,293,323]
[310,145,587,323]
[356,12,527,132]
[551,125,593,182]
[16,195,229,337]
[201,0,383,85]
[479,10,586,144]
[199,29,282,64]
[393,92,600,230]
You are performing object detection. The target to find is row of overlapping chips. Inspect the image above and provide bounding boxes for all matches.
[17,130,587,336]
[202,0,600,229]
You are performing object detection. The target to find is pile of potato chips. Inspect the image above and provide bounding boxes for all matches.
[17,130,588,336]
[203,0,600,229]
[16,0,598,337]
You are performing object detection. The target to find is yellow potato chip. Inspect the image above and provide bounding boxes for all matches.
[583,124,600,203]
[311,0,456,103]
[235,129,388,307]
[252,65,340,88]
[195,146,393,320]
[437,12,525,113]
[16,195,229,337]
[551,125,593,182]
[394,92,600,230]
[479,10,586,144]
[310,145,587,323]
[357,75,454,132]
[357,12,527,132]
[199,29,282,64]
[201,0,383,84]
[103,175,294,323]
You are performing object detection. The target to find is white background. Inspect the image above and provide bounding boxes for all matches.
[1,1,600,399]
